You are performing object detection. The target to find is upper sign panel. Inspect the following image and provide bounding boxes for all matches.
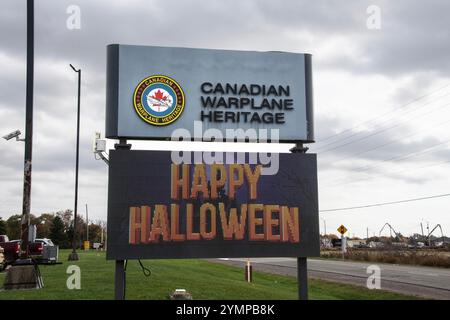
[106,44,314,142]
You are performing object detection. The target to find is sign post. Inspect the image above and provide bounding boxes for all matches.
[337,225,348,259]
[114,260,125,300]
[113,139,131,300]
[291,142,309,300]
[297,257,308,300]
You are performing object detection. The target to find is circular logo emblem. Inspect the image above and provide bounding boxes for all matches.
[133,75,185,126]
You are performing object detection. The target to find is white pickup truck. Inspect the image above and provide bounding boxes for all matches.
[32,238,59,264]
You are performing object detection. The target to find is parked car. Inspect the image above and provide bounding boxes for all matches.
[0,235,58,264]
[0,247,5,271]
[34,238,55,247]
[31,238,59,264]
[0,236,21,263]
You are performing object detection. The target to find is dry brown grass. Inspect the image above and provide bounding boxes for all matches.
[321,248,450,268]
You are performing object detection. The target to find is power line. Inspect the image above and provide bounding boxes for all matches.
[315,82,450,145]
[351,138,450,173]
[315,98,450,154]
[321,139,450,188]
[322,158,450,188]
[320,193,450,213]
[321,116,450,165]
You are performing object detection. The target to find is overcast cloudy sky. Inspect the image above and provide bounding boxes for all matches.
[1,0,449,238]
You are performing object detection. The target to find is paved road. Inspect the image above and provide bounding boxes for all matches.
[216,258,450,300]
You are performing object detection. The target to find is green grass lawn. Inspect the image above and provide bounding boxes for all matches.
[0,250,418,300]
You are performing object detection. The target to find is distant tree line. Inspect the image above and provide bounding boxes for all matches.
[0,210,105,249]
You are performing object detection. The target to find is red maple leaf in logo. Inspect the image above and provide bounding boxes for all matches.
[149,89,169,112]
[151,89,168,102]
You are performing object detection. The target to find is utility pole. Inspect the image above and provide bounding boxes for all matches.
[100,222,104,247]
[103,222,107,251]
[68,63,81,261]
[366,227,369,241]
[19,0,35,260]
[85,204,89,241]
[5,0,34,258]
[320,218,326,235]
[3,0,43,290]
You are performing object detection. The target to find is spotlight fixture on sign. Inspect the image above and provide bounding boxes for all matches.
[93,132,109,165]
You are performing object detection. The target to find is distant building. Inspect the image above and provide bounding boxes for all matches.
[331,238,342,248]
[391,242,408,248]
[369,241,384,248]
[347,239,367,248]
[320,237,332,248]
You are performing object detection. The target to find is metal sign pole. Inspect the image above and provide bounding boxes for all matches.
[290,142,309,300]
[114,139,131,300]
[337,225,347,259]
[115,260,125,300]
[297,257,308,300]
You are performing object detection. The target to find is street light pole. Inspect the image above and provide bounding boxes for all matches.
[320,218,326,236]
[68,63,81,261]
[101,222,104,248]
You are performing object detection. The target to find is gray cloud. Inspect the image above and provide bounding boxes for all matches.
[2,0,449,76]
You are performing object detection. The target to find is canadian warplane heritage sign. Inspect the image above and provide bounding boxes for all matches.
[106,151,319,260]
[105,44,314,142]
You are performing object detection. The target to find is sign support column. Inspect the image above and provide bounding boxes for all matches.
[337,225,348,260]
[114,139,131,300]
[297,257,308,300]
[290,142,309,300]
[115,260,125,300]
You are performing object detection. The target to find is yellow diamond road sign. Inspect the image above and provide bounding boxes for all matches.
[337,225,347,235]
